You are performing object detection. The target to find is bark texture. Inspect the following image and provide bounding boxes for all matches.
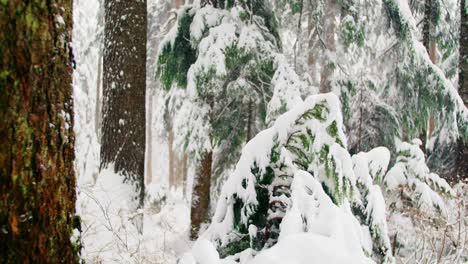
[460,0,468,104]
[420,0,437,151]
[102,0,147,206]
[190,152,213,240]
[0,1,78,262]
[319,1,340,93]
[457,0,468,180]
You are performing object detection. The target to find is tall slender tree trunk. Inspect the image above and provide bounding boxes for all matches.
[421,0,437,150]
[457,0,468,180]
[0,1,78,262]
[167,0,188,191]
[319,0,340,93]
[102,0,147,207]
[190,152,213,240]
[168,128,175,187]
[95,56,103,143]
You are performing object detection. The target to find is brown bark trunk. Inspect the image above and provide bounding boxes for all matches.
[168,128,175,187]
[102,0,147,207]
[175,151,187,187]
[190,152,213,240]
[0,1,78,262]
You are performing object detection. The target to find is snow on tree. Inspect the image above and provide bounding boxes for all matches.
[384,139,455,214]
[155,2,307,238]
[382,139,460,262]
[352,147,393,263]
[178,93,392,263]
[273,0,468,174]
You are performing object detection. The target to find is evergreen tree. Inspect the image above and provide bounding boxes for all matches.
[275,0,467,169]
[0,1,79,262]
[198,94,392,262]
[101,0,147,208]
[156,1,305,239]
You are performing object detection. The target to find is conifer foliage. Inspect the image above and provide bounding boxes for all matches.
[195,94,392,263]
[156,0,305,238]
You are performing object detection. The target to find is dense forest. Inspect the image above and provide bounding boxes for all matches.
[0,0,467,263]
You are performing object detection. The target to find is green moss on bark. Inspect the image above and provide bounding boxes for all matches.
[0,1,78,263]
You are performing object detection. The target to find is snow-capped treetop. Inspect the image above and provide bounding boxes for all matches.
[155,3,306,168]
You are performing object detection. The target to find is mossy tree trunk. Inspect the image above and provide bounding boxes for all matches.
[0,1,78,262]
[190,151,213,240]
[102,0,147,207]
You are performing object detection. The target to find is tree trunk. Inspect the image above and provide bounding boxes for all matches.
[190,152,213,240]
[0,1,78,262]
[96,55,103,143]
[168,128,175,187]
[102,0,147,207]
[457,0,468,181]
[421,0,437,151]
[319,0,340,93]
[460,0,468,104]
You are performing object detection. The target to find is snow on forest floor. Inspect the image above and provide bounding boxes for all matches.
[76,174,467,263]
[77,169,192,263]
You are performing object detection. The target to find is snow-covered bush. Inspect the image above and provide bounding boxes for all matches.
[384,139,455,214]
[352,147,393,263]
[180,93,393,263]
[382,139,465,263]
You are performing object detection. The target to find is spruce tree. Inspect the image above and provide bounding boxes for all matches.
[276,0,467,166]
[198,94,393,263]
[156,0,305,239]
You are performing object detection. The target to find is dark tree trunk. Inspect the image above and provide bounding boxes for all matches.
[420,0,437,152]
[460,0,468,104]
[190,152,213,240]
[0,1,78,262]
[457,0,468,181]
[102,0,147,207]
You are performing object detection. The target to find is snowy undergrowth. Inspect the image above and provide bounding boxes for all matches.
[382,139,466,263]
[77,167,191,263]
[180,93,389,264]
[73,0,192,262]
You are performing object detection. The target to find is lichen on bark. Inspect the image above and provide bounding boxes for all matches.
[0,1,79,262]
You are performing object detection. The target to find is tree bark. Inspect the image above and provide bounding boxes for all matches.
[421,0,437,151]
[457,0,468,181]
[0,1,78,262]
[102,0,147,207]
[319,0,340,93]
[190,152,213,240]
[168,128,175,187]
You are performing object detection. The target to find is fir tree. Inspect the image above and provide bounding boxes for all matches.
[155,0,305,238]
[198,94,392,262]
